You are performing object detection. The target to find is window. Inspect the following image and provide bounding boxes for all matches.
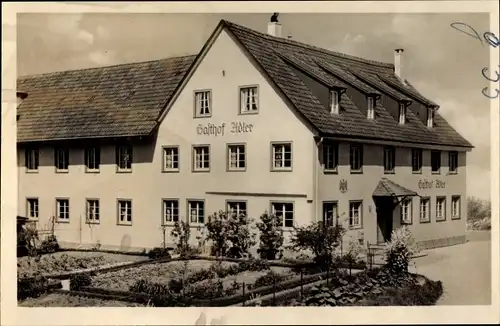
[322,202,338,226]
[228,144,246,171]
[163,199,179,224]
[383,146,395,173]
[227,201,247,217]
[419,197,430,223]
[323,143,338,172]
[330,90,339,114]
[431,150,441,173]
[449,151,458,174]
[118,200,132,225]
[54,148,69,171]
[86,199,100,223]
[163,146,179,172]
[188,200,205,224]
[27,198,39,219]
[240,86,259,114]
[451,196,461,219]
[398,103,406,124]
[350,144,363,172]
[193,145,210,171]
[194,90,211,117]
[401,199,412,224]
[56,199,70,222]
[436,197,446,221]
[85,146,100,172]
[349,201,362,228]
[116,145,132,172]
[367,97,375,119]
[412,148,423,173]
[427,108,435,127]
[272,142,292,171]
[25,147,39,171]
[271,202,294,228]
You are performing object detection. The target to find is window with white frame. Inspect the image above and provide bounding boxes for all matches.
[412,148,423,173]
[195,90,211,117]
[55,148,69,171]
[163,146,179,171]
[449,151,458,174]
[272,142,292,170]
[419,197,430,222]
[188,200,205,224]
[322,202,338,226]
[398,103,406,124]
[118,200,132,225]
[349,201,362,228]
[383,146,395,173]
[350,144,363,172]
[240,86,258,114]
[271,202,294,228]
[27,198,39,219]
[227,201,247,217]
[427,108,435,127]
[116,145,132,171]
[25,147,39,171]
[86,199,100,223]
[163,199,179,224]
[56,199,70,222]
[330,90,339,114]
[193,145,210,171]
[401,199,412,224]
[436,197,446,221]
[431,150,441,173]
[451,196,461,219]
[367,97,375,119]
[323,143,338,171]
[228,144,246,171]
[85,146,100,171]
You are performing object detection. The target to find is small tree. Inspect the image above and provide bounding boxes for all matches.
[256,212,284,260]
[205,210,230,257]
[383,226,419,275]
[171,220,191,258]
[289,221,346,268]
[226,212,257,258]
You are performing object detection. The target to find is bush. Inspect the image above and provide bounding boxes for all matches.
[256,212,284,260]
[250,270,291,290]
[205,211,230,257]
[69,273,92,291]
[17,275,49,300]
[238,258,270,272]
[467,196,491,220]
[171,221,192,258]
[225,212,256,258]
[39,235,60,254]
[147,247,172,260]
[383,226,419,275]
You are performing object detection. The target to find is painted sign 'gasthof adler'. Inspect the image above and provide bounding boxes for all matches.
[16,17,472,254]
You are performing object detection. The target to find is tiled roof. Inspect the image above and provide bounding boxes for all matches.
[373,178,418,197]
[223,20,472,148]
[17,55,196,142]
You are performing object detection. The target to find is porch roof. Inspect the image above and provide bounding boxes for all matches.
[373,178,418,197]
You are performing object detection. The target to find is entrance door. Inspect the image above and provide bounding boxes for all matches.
[374,197,394,244]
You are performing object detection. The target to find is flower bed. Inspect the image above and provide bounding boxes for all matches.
[18,292,145,307]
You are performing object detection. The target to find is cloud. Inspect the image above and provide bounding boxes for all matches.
[46,14,94,49]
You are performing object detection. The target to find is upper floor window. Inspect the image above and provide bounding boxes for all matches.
[383,146,395,173]
[56,198,70,222]
[227,201,247,217]
[323,143,338,172]
[271,202,294,228]
[27,198,39,219]
[163,146,179,172]
[350,144,363,173]
[401,199,412,224]
[25,147,39,171]
[193,145,210,172]
[398,103,406,124]
[194,90,211,117]
[163,199,179,224]
[54,147,69,172]
[449,151,458,174]
[85,146,100,172]
[330,90,339,115]
[228,144,246,171]
[412,148,423,173]
[349,201,362,228]
[188,200,205,224]
[367,97,375,120]
[431,150,441,173]
[240,86,259,114]
[116,145,132,172]
[86,199,100,224]
[272,142,292,171]
[118,199,132,225]
[427,108,435,127]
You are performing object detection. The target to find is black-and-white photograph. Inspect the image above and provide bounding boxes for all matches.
[2,1,498,321]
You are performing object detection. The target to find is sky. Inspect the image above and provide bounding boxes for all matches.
[16,13,491,200]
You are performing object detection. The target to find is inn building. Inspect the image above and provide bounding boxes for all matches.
[16,18,473,252]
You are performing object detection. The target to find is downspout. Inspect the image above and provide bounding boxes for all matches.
[315,137,324,222]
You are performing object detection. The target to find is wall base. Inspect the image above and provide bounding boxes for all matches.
[417,235,466,251]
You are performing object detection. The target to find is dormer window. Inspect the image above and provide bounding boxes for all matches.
[367,96,375,119]
[427,108,435,127]
[399,103,406,124]
[329,90,339,115]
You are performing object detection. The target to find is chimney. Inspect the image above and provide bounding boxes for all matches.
[394,48,404,81]
[267,13,282,38]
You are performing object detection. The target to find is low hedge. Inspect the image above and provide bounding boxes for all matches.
[18,275,62,301]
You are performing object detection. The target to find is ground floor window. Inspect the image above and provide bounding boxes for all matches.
[118,199,132,225]
[56,199,70,222]
[436,197,446,221]
[271,202,294,228]
[86,199,100,223]
[227,201,247,217]
[451,196,461,219]
[322,201,338,226]
[188,200,205,224]
[419,197,430,223]
[163,199,179,224]
[27,198,39,219]
[400,198,412,224]
[349,201,362,228]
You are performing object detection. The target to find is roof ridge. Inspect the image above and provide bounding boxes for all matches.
[222,19,394,69]
[18,54,198,80]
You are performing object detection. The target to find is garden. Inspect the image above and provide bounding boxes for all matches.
[17,210,443,307]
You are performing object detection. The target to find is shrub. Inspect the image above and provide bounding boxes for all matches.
[250,270,290,290]
[205,211,230,257]
[171,221,192,258]
[17,275,49,300]
[69,273,92,291]
[129,279,179,306]
[147,247,172,260]
[238,258,270,272]
[467,196,491,220]
[225,212,257,258]
[256,212,284,260]
[39,235,60,254]
[383,226,419,275]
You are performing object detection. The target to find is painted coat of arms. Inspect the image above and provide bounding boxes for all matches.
[339,179,348,193]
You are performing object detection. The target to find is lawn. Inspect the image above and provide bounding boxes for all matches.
[18,293,146,307]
